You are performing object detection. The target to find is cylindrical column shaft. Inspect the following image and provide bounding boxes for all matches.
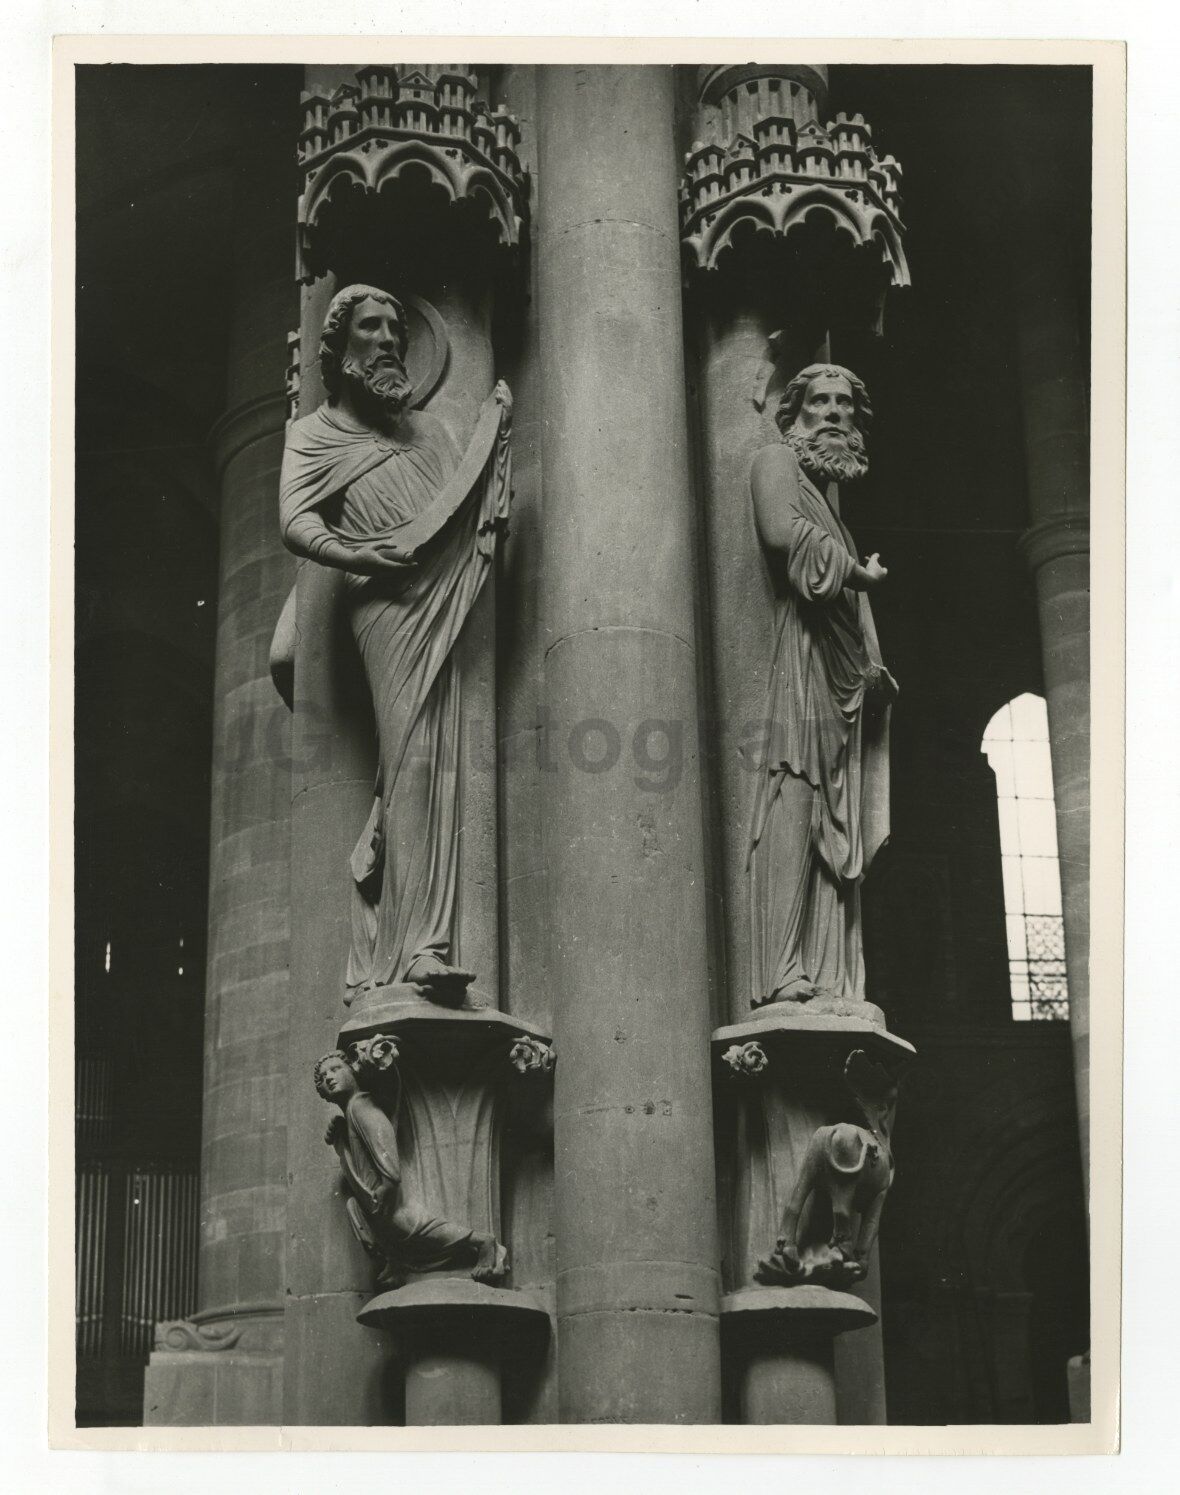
[742,1337,837,1424]
[1015,265,1090,1187]
[696,298,787,1023]
[537,64,721,1424]
[281,264,392,1425]
[198,124,297,1323]
[404,1337,502,1426]
[833,1245,886,1424]
[282,63,511,1421]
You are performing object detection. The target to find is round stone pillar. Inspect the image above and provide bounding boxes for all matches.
[404,1342,501,1426]
[141,104,301,1425]
[282,77,395,1415]
[695,294,829,1025]
[281,269,394,1426]
[198,123,299,1333]
[1015,267,1091,1186]
[743,1339,836,1425]
[682,63,910,1425]
[537,64,722,1424]
[281,62,528,1423]
[358,1277,550,1427]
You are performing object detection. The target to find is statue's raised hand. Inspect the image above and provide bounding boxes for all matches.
[493,379,514,420]
[324,1114,347,1148]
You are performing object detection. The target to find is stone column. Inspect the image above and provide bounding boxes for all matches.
[537,65,722,1424]
[680,63,912,1426]
[695,292,824,1026]
[279,65,394,1424]
[281,63,534,1424]
[282,266,395,1425]
[1015,267,1090,1186]
[143,116,297,1427]
[491,63,559,1426]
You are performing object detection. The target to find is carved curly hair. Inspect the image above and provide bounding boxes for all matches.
[774,363,873,436]
[319,284,408,398]
[312,1049,354,1099]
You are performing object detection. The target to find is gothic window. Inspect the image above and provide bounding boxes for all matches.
[982,693,1069,1021]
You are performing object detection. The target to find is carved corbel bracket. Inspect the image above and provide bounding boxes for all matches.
[320,1002,553,1302]
[296,65,530,282]
[712,1010,913,1300]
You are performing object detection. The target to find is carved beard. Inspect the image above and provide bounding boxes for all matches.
[341,352,413,426]
[785,424,870,485]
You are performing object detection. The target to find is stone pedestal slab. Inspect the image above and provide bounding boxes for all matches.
[359,1278,549,1426]
[724,1286,876,1425]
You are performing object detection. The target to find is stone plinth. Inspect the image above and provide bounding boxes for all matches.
[359,1279,549,1426]
[723,1285,876,1424]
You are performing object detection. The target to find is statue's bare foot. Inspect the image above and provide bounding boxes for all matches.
[471,1237,509,1285]
[753,1242,804,1286]
[405,955,476,1006]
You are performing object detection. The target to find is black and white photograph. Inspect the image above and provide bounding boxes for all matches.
[48,25,1128,1459]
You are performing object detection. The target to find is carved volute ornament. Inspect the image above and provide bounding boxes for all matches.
[747,364,896,1012]
[279,285,513,1008]
[315,1039,509,1289]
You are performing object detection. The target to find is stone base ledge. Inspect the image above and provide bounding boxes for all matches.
[714,1006,916,1068]
[357,1277,550,1339]
[722,1285,877,1339]
[143,1349,281,1426]
[339,996,551,1052]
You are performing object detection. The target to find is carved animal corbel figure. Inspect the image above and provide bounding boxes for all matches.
[755,1049,897,1289]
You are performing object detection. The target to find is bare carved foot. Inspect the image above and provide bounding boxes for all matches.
[405,954,476,1006]
[471,1237,509,1285]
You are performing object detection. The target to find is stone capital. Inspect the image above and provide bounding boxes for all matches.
[1017,513,1091,573]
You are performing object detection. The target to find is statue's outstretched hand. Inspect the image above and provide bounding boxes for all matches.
[862,553,888,586]
[324,1114,347,1148]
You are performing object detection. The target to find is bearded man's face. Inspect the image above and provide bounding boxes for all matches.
[784,373,869,485]
[341,294,412,423]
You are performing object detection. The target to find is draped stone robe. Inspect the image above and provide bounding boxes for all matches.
[279,395,511,1003]
[335,1085,480,1274]
[748,446,895,1007]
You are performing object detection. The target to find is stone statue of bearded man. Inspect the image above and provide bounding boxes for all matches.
[747,363,897,1011]
[279,285,512,1008]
